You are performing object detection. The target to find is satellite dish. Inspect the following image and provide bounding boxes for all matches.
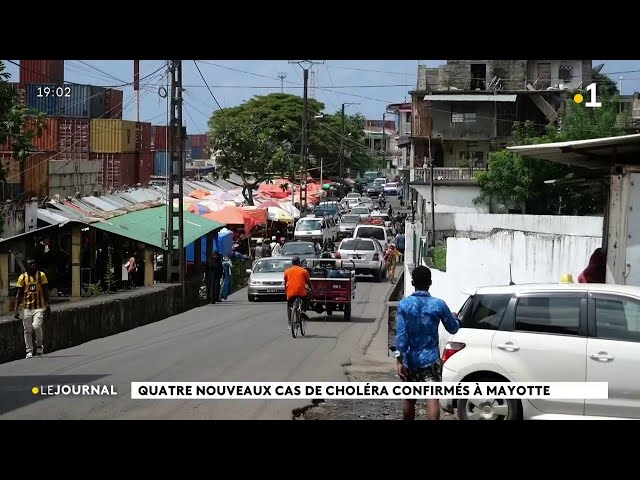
[593,63,605,74]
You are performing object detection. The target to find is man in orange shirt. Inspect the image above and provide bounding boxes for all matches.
[284,256,313,329]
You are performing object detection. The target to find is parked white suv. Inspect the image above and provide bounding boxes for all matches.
[439,283,640,420]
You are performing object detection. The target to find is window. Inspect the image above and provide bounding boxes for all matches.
[355,227,385,241]
[340,239,375,251]
[595,297,640,342]
[515,296,581,335]
[460,294,512,330]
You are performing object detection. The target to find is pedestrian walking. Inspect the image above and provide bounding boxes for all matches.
[206,252,225,304]
[14,259,51,359]
[220,256,233,300]
[384,244,401,283]
[394,266,461,420]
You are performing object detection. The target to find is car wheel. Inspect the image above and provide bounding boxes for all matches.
[457,379,522,420]
[248,293,256,302]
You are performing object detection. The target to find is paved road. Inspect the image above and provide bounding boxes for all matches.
[0,277,391,420]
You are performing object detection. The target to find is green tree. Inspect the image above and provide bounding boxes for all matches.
[0,61,47,168]
[208,94,376,195]
[476,89,626,215]
[209,113,290,205]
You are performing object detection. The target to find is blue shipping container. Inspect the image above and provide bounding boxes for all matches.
[58,85,107,118]
[191,146,207,159]
[26,84,61,116]
[154,150,169,176]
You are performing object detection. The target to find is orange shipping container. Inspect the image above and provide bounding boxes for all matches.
[23,152,50,199]
[19,60,64,85]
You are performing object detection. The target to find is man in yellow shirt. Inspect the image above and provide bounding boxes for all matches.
[15,259,50,358]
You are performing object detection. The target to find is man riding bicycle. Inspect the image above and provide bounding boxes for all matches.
[284,256,313,330]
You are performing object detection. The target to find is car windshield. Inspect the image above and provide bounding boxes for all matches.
[356,227,385,241]
[340,239,375,251]
[347,193,360,198]
[254,259,292,273]
[296,219,322,230]
[351,208,369,214]
[341,215,360,223]
[385,183,397,187]
[281,243,316,255]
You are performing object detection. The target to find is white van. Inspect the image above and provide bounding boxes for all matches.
[294,215,337,244]
[352,224,390,250]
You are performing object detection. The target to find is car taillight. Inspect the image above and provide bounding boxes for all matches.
[373,253,379,260]
[334,252,341,258]
[442,342,465,364]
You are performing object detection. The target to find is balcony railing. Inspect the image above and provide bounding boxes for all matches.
[413,167,480,182]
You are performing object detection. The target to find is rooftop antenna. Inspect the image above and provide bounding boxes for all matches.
[277,72,287,93]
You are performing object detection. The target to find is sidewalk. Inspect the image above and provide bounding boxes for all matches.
[296,271,456,421]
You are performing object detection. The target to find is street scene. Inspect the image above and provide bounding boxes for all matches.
[1,59,640,420]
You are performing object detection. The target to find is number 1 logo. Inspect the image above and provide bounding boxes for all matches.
[585,83,602,108]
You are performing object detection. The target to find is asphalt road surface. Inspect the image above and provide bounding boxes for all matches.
[0,277,392,420]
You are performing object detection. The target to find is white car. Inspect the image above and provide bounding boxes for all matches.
[439,283,640,420]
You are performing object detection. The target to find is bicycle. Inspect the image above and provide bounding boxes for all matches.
[290,297,307,338]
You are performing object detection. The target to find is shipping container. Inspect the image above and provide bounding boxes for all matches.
[0,152,22,183]
[138,152,154,185]
[26,84,62,116]
[90,119,137,153]
[29,117,60,152]
[190,146,209,159]
[188,134,208,148]
[0,183,24,201]
[57,85,107,118]
[57,118,90,161]
[92,153,137,188]
[105,89,123,119]
[24,152,50,199]
[49,159,103,198]
[136,122,152,152]
[154,150,169,176]
[152,125,187,151]
[20,60,64,85]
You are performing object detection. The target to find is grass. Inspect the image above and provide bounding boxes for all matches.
[431,245,447,271]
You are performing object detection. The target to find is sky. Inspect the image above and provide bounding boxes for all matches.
[4,60,640,135]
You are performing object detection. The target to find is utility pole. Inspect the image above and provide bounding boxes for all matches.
[289,60,324,213]
[278,73,287,93]
[166,60,185,304]
[428,136,435,247]
[134,60,140,122]
[339,102,359,180]
[320,157,323,186]
[382,113,386,173]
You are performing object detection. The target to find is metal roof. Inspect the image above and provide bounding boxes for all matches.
[90,206,225,250]
[507,134,640,170]
[423,94,517,102]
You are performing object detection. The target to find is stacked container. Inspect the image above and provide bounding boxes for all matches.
[152,125,188,176]
[186,134,209,160]
[90,119,138,187]
[104,89,124,119]
[19,60,64,85]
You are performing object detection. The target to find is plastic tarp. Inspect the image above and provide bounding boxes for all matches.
[186,228,233,261]
[203,206,267,233]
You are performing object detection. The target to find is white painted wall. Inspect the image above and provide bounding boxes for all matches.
[405,228,602,312]
[413,185,489,213]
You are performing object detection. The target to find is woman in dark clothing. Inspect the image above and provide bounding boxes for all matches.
[578,248,606,284]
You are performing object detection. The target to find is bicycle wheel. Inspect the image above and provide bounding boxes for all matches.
[291,305,299,338]
[300,311,307,336]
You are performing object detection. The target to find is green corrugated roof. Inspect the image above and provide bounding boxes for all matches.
[89,206,225,250]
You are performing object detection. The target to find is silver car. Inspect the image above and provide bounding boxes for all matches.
[339,214,361,238]
[350,206,371,220]
[246,257,292,302]
[337,238,386,282]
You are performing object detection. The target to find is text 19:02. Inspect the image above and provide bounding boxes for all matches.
[36,86,71,97]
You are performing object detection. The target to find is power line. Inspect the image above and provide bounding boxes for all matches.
[75,61,127,84]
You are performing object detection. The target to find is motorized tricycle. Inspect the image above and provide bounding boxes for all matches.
[305,259,356,321]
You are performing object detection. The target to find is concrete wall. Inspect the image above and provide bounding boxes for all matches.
[527,60,591,89]
[404,226,603,314]
[0,279,204,364]
[0,206,25,239]
[413,185,489,214]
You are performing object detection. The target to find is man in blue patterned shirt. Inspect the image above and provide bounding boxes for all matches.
[395,265,461,420]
